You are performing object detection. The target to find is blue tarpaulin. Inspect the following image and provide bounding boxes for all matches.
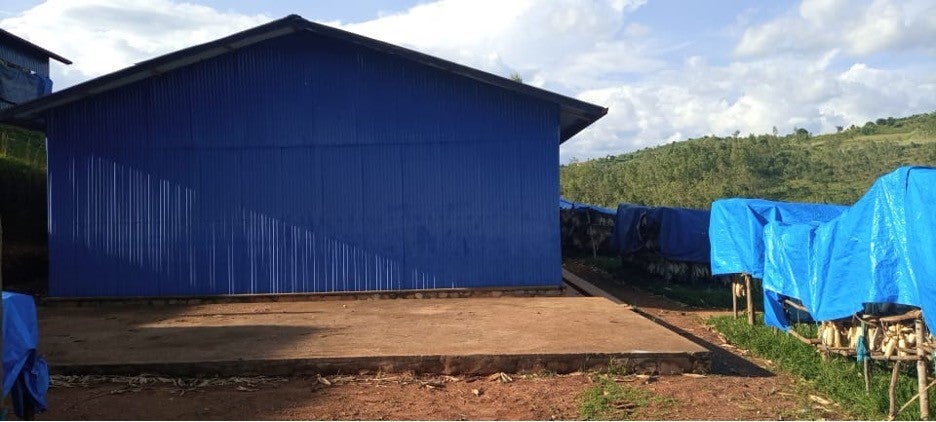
[0,61,52,108]
[613,203,711,263]
[3,291,48,417]
[709,198,847,278]
[612,203,655,256]
[559,198,615,215]
[762,166,936,330]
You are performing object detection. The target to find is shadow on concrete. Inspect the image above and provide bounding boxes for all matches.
[563,262,775,377]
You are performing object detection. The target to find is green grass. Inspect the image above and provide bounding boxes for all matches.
[710,315,930,420]
[579,375,675,420]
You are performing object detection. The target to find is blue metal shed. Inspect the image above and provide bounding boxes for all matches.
[1,15,606,298]
[0,28,71,109]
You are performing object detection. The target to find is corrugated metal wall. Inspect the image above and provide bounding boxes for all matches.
[0,43,48,76]
[46,32,561,297]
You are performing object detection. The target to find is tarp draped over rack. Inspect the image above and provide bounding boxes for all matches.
[762,166,936,330]
[3,291,48,418]
[559,198,616,255]
[613,204,711,263]
[559,198,615,215]
[709,198,847,278]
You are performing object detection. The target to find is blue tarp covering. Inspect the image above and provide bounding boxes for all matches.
[612,203,655,255]
[613,203,711,263]
[762,166,936,330]
[3,291,48,416]
[0,61,52,108]
[709,198,847,278]
[559,198,615,215]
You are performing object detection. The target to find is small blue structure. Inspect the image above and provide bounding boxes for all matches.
[708,198,847,278]
[0,28,70,109]
[0,16,606,297]
[762,166,936,330]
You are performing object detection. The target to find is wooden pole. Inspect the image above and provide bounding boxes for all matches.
[745,273,754,325]
[890,361,902,421]
[585,210,598,259]
[917,318,930,420]
[863,320,871,393]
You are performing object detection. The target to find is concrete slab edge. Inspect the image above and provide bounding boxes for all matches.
[40,286,564,307]
[51,352,711,378]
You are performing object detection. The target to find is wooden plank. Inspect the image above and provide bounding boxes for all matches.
[745,273,754,325]
[917,318,930,420]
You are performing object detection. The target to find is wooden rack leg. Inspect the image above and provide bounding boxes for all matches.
[917,318,930,420]
[745,273,754,325]
[863,320,871,393]
[890,361,902,421]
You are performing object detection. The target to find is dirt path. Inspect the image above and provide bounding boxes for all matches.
[38,262,848,420]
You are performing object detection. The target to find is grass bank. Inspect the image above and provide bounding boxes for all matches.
[710,315,930,420]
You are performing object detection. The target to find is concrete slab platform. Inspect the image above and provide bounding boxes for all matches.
[39,297,710,376]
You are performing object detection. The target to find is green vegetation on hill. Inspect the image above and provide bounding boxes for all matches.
[0,124,48,293]
[561,112,936,208]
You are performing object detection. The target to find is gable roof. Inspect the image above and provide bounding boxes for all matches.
[0,15,606,142]
[0,28,72,65]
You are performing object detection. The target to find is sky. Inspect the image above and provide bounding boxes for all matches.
[2,0,935,163]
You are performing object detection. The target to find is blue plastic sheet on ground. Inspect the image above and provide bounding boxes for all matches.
[762,166,936,330]
[3,291,48,415]
[709,198,847,278]
[559,198,615,215]
[613,204,710,263]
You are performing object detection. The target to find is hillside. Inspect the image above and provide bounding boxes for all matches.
[560,112,936,209]
[0,124,48,293]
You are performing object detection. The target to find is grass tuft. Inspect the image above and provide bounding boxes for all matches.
[710,315,930,420]
[579,375,674,420]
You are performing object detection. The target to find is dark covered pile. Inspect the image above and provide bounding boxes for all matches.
[559,199,615,256]
[614,204,714,284]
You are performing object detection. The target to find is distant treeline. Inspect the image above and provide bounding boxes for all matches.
[561,112,936,209]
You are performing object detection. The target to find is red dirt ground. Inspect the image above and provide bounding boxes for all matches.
[36,261,848,420]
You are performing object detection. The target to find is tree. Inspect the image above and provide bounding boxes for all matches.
[509,72,523,83]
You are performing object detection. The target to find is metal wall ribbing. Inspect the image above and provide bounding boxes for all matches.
[46,32,560,297]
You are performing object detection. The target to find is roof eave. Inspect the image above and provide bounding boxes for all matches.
[0,28,72,64]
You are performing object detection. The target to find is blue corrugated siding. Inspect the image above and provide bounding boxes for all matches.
[0,43,48,76]
[46,32,560,297]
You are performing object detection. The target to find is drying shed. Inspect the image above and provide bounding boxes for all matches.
[0,28,71,108]
[0,15,606,297]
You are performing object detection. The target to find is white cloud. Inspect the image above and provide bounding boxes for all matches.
[341,0,658,91]
[0,0,271,88]
[2,0,935,165]
[736,0,936,57]
[560,56,936,162]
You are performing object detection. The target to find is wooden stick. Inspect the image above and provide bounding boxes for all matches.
[917,318,930,420]
[863,320,871,393]
[745,273,754,325]
[890,361,902,420]
[899,377,936,418]
[874,355,925,362]
[880,309,923,323]
[787,328,820,345]
[783,299,809,313]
